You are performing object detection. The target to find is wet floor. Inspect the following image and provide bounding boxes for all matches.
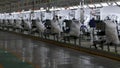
[0,31,120,68]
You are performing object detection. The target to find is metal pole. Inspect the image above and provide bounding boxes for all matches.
[79,0,84,46]
[80,0,84,24]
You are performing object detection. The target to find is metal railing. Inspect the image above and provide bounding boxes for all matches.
[0,19,120,54]
[0,21,120,55]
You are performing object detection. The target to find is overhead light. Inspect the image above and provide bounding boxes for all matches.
[69,6,75,9]
[40,7,44,10]
[101,3,108,6]
[40,8,45,11]
[108,2,117,6]
[116,1,120,5]
[78,5,83,8]
[55,8,61,11]
[61,8,65,10]
[49,7,54,11]
[83,5,87,8]
[78,6,81,8]
[111,2,117,5]
[34,10,40,12]
[73,6,79,9]
[94,4,102,7]
[88,4,95,7]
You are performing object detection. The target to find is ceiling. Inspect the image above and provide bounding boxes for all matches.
[0,0,120,12]
[0,0,119,6]
[0,0,17,5]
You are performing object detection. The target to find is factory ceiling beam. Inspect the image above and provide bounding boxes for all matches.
[0,0,120,13]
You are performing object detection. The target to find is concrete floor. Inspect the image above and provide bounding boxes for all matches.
[0,31,120,68]
[0,49,34,68]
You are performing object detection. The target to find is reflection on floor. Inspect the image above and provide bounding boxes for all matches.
[0,49,34,68]
[0,64,3,68]
[0,31,120,68]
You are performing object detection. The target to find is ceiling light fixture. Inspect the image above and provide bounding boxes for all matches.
[94,4,102,7]
[88,4,95,7]
[116,1,120,5]
[101,3,108,6]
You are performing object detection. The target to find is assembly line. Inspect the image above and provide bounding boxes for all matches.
[0,5,120,47]
[0,0,120,67]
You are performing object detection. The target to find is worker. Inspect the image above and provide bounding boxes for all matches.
[88,18,96,45]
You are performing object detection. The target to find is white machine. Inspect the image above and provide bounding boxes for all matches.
[104,19,120,45]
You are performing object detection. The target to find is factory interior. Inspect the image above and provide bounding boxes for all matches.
[0,0,120,68]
